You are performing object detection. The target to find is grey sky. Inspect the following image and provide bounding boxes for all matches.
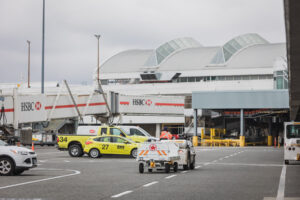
[0,0,286,84]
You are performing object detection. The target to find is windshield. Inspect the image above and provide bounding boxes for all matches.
[0,140,8,146]
[286,125,300,139]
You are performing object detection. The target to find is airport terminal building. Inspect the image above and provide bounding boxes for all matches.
[98,33,288,139]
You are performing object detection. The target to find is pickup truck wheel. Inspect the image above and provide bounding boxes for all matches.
[0,157,15,176]
[89,149,100,158]
[139,163,144,173]
[165,163,170,173]
[68,144,83,157]
[131,148,137,158]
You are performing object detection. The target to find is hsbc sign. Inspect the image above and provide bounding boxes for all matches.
[18,95,47,123]
[21,101,42,112]
[132,99,152,106]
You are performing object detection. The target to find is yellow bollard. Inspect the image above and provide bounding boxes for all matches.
[267,136,272,146]
[201,129,204,140]
[193,136,198,147]
[240,136,245,147]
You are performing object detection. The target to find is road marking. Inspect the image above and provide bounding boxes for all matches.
[143,181,158,187]
[165,175,177,179]
[111,190,133,198]
[39,160,47,163]
[37,152,65,155]
[276,165,287,200]
[0,168,81,190]
[181,171,188,173]
[195,166,201,169]
[211,162,283,167]
[224,156,229,158]
[64,160,70,163]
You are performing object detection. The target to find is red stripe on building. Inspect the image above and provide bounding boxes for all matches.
[155,103,184,106]
[2,108,14,113]
[120,101,130,105]
[45,102,106,110]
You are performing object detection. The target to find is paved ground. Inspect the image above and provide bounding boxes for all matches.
[0,146,299,200]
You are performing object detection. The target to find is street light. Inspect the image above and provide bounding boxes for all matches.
[27,40,31,88]
[94,34,101,86]
[41,0,45,94]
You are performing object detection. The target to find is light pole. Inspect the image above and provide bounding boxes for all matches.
[94,34,101,87]
[41,0,45,94]
[27,40,31,88]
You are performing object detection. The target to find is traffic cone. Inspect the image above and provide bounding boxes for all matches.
[31,142,35,151]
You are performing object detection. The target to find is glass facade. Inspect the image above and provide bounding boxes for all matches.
[144,37,201,66]
[274,70,288,89]
[211,33,269,64]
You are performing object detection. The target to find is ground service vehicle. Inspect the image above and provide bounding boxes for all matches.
[0,140,37,176]
[84,135,140,158]
[57,126,149,157]
[161,140,196,170]
[284,122,300,164]
[137,141,181,173]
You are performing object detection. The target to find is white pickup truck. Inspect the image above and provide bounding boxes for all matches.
[0,140,37,175]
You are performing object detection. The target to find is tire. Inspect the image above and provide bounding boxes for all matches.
[89,148,100,158]
[0,157,15,176]
[285,160,289,165]
[165,163,170,173]
[183,154,191,170]
[131,148,137,158]
[14,169,25,175]
[139,163,144,173]
[68,144,83,157]
[173,162,178,172]
[190,156,195,170]
[148,169,153,173]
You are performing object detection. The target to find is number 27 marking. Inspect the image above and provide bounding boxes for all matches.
[102,144,109,150]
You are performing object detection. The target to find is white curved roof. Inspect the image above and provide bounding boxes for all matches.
[100,49,152,73]
[100,34,286,75]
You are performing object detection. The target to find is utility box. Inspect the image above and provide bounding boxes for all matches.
[20,128,32,145]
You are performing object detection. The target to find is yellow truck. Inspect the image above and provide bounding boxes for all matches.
[57,126,149,157]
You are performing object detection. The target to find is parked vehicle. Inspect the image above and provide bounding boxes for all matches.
[284,122,300,164]
[0,140,37,176]
[84,135,140,158]
[118,126,158,141]
[57,126,149,157]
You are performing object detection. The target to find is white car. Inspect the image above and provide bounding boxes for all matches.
[0,140,37,176]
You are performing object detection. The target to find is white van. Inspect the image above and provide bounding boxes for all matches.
[117,126,158,142]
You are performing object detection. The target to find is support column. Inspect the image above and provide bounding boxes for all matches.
[193,109,198,146]
[155,123,161,138]
[240,109,245,147]
[268,118,273,146]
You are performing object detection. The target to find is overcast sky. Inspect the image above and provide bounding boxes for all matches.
[0,0,286,85]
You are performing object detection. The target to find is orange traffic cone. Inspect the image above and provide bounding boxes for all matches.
[31,142,35,151]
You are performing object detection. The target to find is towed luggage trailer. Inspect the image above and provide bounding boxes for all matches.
[161,140,196,170]
[137,142,180,173]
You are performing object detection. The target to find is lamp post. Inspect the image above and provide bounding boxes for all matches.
[41,0,45,94]
[27,40,31,88]
[94,34,101,87]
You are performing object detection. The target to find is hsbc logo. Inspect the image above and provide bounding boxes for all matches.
[132,99,152,106]
[21,101,42,112]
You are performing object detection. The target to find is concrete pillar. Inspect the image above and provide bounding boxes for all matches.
[155,123,161,138]
[193,109,198,136]
[240,109,245,147]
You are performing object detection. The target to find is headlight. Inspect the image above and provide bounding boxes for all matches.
[10,150,28,155]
